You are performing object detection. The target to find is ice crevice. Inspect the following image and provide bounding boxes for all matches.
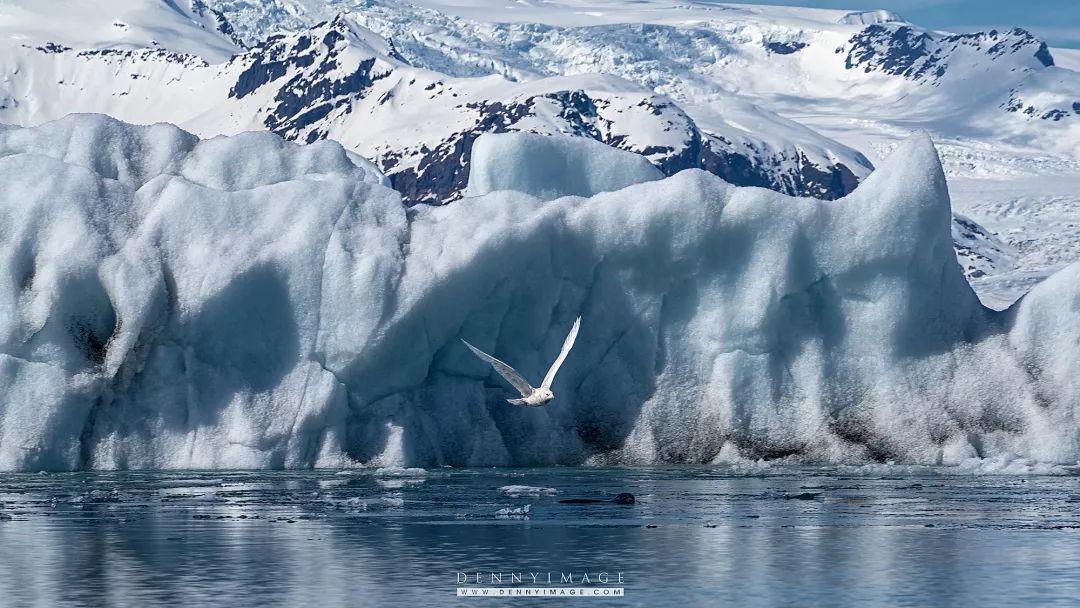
[0,119,1079,469]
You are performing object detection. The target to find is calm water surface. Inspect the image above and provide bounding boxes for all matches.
[2,466,1080,607]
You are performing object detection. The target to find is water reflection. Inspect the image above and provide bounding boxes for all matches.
[1,468,1079,606]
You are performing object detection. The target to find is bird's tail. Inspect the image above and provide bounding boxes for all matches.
[506,398,527,406]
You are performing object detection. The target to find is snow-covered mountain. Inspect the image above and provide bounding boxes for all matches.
[223,16,870,203]
[206,0,1080,307]
[210,0,1078,154]
[0,1,870,205]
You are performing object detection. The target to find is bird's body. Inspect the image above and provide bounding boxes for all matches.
[462,317,581,407]
[507,388,555,407]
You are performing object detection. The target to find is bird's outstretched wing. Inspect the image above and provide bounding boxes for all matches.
[541,316,581,389]
[461,339,535,397]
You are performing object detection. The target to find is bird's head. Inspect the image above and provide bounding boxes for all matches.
[538,388,554,401]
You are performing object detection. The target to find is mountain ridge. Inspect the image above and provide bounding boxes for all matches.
[0,5,873,204]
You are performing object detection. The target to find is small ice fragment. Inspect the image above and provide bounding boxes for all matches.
[495,504,532,518]
[499,485,557,497]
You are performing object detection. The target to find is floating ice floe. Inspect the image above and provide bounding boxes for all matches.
[499,485,558,497]
[953,454,1071,476]
[324,495,405,510]
[192,490,226,502]
[495,504,531,519]
[374,467,428,477]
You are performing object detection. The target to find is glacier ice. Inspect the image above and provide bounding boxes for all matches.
[465,133,663,201]
[837,10,906,26]
[0,113,1079,471]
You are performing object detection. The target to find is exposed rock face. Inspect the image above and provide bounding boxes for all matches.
[222,18,871,204]
[843,25,1055,83]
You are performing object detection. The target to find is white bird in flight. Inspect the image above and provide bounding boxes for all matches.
[462,317,581,407]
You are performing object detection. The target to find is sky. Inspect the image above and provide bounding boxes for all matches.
[712,0,1080,48]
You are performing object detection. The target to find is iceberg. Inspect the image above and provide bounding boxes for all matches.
[465,133,664,201]
[0,114,1077,471]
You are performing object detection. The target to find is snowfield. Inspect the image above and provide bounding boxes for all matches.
[1,115,1078,471]
[0,0,241,61]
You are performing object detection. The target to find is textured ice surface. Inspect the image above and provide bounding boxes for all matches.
[837,10,906,25]
[465,133,663,200]
[0,114,1078,471]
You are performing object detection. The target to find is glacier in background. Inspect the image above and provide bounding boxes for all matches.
[1,114,1078,471]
